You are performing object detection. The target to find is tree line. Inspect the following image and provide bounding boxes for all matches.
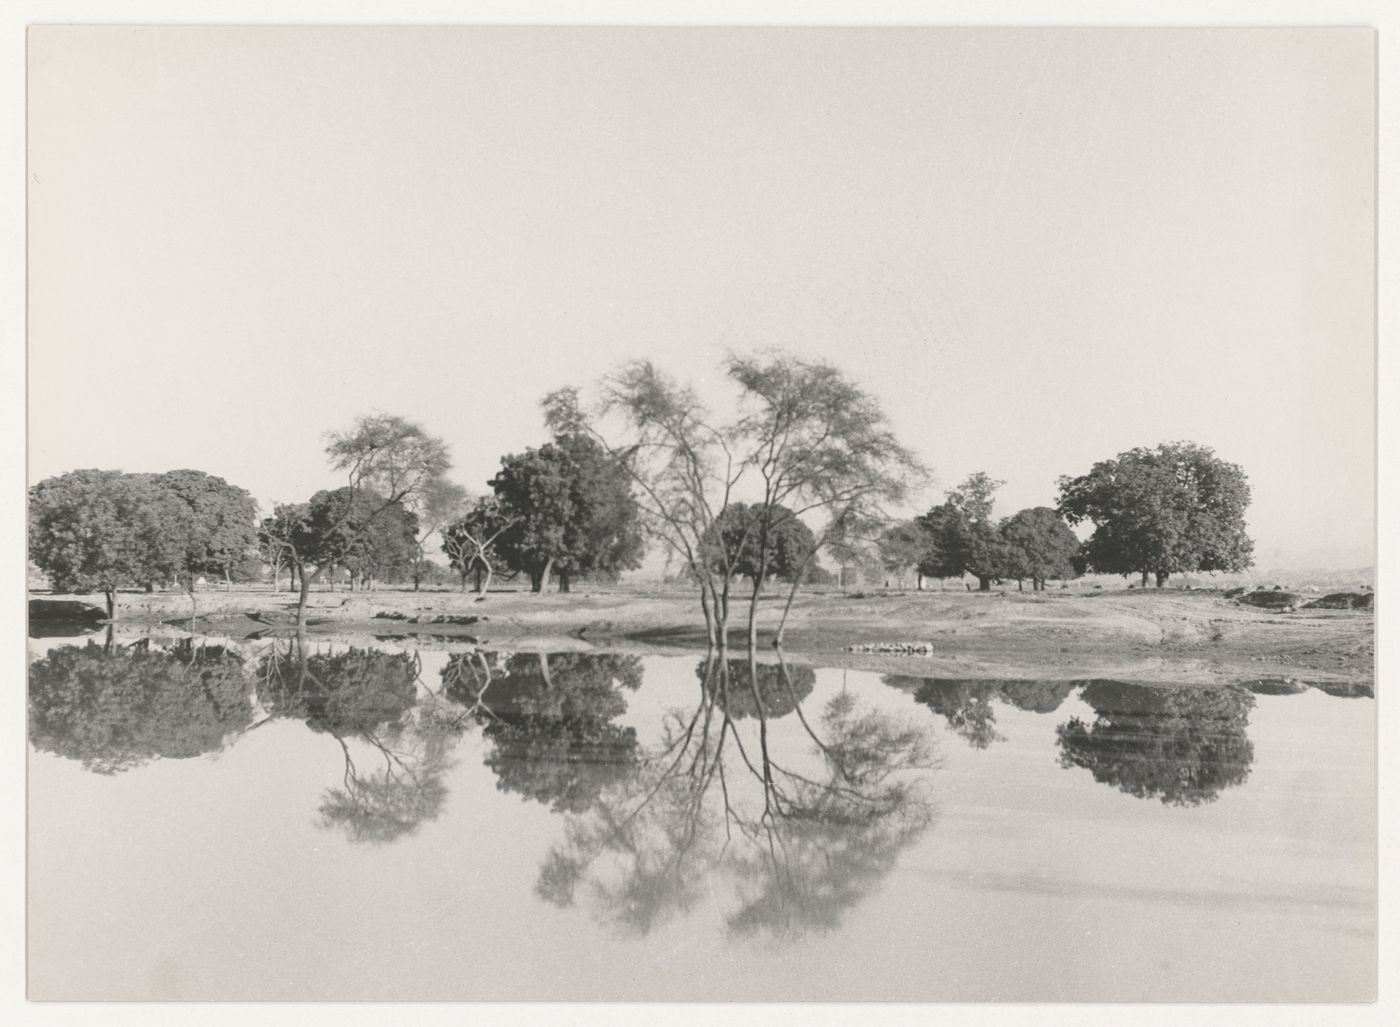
[28,351,1255,630]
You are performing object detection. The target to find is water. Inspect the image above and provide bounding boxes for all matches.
[26,632,1375,1001]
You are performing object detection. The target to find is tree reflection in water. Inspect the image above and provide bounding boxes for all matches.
[257,638,465,844]
[1056,681,1255,806]
[893,677,1077,750]
[442,651,644,813]
[532,651,938,942]
[28,638,252,774]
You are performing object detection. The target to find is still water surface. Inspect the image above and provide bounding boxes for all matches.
[27,632,1375,1001]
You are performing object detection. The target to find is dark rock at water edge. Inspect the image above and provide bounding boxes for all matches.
[29,598,106,622]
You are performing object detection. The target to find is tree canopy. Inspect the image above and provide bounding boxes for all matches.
[490,432,644,592]
[999,506,1079,590]
[29,469,196,618]
[1056,441,1253,587]
[701,502,820,584]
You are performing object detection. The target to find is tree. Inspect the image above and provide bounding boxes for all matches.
[490,432,644,593]
[1056,441,1254,587]
[913,503,963,585]
[547,351,925,646]
[334,490,419,589]
[442,496,515,596]
[150,469,260,617]
[876,519,936,589]
[406,478,469,592]
[28,470,193,620]
[945,473,1010,591]
[999,506,1080,591]
[702,503,819,585]
[262,413,452,624]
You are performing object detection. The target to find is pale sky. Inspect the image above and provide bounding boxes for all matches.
[26,26,1375,568]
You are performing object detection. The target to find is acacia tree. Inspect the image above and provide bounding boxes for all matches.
[442,496,516,596]
[1056,442,1253,587]
[28,469,193,620]
[546,352,923,648]
[999,506,1079,591]
[490,432,644,593]
[262,414,452,625]
[407,478,469,592]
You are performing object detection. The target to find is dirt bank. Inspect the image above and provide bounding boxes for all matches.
[31,583,1374,687]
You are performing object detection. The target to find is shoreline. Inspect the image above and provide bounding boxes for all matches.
[29,585,1374,688]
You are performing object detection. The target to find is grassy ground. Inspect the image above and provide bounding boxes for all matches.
[31,581,1375,687]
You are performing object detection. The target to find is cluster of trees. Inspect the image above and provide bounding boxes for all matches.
[443,432,645,596]
[28,468,259,619]
[877,474,1079,592]
[29,354,1255,628]
[876,442,1253,591]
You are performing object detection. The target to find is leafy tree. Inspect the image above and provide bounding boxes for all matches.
[876,519,936,589]
[701,503,819,585]
[945,473,1011,591]
[28,641,252,774]
[913,503,963,584]
[324,489,419,589]
[999,506,1079,591]
[149,469,260,618]
[1056,681,1255,806]
[1056,441,1254,587]
[28,470,193,619]
[490,432,644,593]
[262,413,452,623]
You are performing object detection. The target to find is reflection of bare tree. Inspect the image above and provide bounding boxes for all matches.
[28,639,252,774]
[256,637,466,844]
[441,651,643,814]
[1056,682,1255,807]
[533,650,937,942]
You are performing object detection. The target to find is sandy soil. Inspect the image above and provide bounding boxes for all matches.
[31,583,1375,687]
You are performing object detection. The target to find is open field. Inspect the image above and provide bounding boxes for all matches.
[30,583,1374,687]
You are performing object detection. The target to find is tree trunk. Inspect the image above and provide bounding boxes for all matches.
[224,567,233,592]
[1017,579,1023,592]
[477,560,493,599]
[296,564,314,629]
[916,574,924,591]
[460,570,469,592]
[1140,569,1150,587]
[540,557,554,593]
[978,576,992,592]
[1156,572,1169,588]
[558,572,571,593]
[748,576,764,651]
[144,581,154,593]
[529,571,542,593]
[105,590,116,621]
[187,585,198,625]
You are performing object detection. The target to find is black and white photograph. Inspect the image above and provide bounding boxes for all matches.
[15,7,1388,1015]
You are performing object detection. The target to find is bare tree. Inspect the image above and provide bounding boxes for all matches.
[546,351,925,648]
